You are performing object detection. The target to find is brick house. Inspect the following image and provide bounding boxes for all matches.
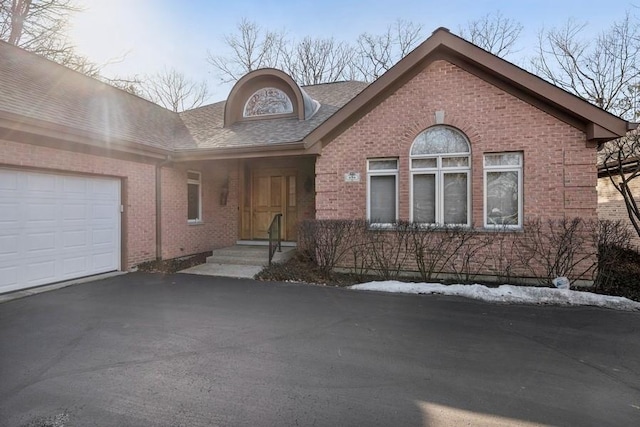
[597,166,640,249]
[0,28,631,292]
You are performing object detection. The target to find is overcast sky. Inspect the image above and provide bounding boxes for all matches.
[69,0,639,101]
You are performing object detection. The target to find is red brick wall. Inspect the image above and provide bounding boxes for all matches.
[317,60,597,224]
[315,60,598,280]
[597,175,640,249]
[0,138,156,268]
[160,160,239,259]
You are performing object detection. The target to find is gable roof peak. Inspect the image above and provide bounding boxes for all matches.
[432,27,450,35]
[302,26,630,148]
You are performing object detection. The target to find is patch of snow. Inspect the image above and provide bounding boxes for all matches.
[349,281,640,311]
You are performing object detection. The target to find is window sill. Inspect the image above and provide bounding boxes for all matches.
[480,225,523,232]
[367,223,524,233]
[187,220,204,226]
[367,223,397,230]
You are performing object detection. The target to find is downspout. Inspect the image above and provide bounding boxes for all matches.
[156,155,173,260]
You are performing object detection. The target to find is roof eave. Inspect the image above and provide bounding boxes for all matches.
[441,40,629,139]
[0,110,170,159]
[171,141,314,161]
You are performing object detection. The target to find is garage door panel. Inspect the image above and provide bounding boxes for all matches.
[63,256,88,276]
[0,235,18,255]
[93,227,116,245]
[26,173,56,194]
[62,229,88,248]
[62,176,88,195]
[26,259,57,284]
[91,179,119,198]
[0,170,17,190]
[0,169,120,293]
[92,203,118,221]
[62,203,88,221]
[26,202,58,224]
[92,252,115,270]
[0,266,18,287]
[0,202,19,223]
[26,231,56,253]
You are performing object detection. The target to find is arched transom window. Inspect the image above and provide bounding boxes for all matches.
[410,126,471,225]
[243,87,294,117]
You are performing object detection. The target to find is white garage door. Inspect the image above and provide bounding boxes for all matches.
[0,169,121,293]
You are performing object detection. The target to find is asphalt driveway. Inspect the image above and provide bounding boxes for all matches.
[0,273,639,426]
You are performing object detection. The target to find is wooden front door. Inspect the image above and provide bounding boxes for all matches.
[251,169,297,240]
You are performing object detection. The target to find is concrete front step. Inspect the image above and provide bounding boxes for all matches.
[179,263,264,279]
[179,245,295,279]
[206,245,295,267]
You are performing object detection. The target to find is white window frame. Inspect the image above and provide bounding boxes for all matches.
[483,152,523,229]
[187,170,202,223]
[410,158,471,226]
[367,158,399,227]
[409,127,471,227]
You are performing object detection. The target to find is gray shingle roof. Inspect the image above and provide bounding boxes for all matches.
[0,41,368,153]
[0,40,193,151]
[177,81,369,149]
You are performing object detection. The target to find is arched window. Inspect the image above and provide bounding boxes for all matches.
[243,87,293,117]
[410,126,471,225]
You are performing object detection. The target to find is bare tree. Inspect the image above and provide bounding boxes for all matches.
[1,0,77,54]
[207,18,285,83]
[531,12,640,237]
[208,18,422,84]
[600,133,640,238]
[104,75,145,96]
[531,13,640,119]
[281,36,354,85]
[0,0,106,77]
[459,11,522,58]
[139,68,210,112]
[353,19,423,81]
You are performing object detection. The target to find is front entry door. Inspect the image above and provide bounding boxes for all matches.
[251,169,297,240]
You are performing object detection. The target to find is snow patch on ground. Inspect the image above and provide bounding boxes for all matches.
[349,281,640,311]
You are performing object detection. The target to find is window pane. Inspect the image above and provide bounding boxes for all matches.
[370,175,396,223]
[187,171,200,181]
[188,183,199,220]
[288,176,296,207]
[413,174,436,223]
[443,173,467,224]
[369,159,398,170]
[411,126,470,155]
[486,171,519,225]
[411,158,437,169]
[442,157,469,167]
[485,153,521,166]
[243,87,293,117]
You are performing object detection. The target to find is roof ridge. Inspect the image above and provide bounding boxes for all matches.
[301,80,368,88]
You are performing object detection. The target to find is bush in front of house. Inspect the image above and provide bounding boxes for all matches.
[293,218,638,300]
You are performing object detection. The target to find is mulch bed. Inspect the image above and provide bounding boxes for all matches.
[136,251,212,274]
[254,253,369,287]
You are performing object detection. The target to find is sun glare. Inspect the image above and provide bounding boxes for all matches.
[417,401,548,427]
[69,0,148,64]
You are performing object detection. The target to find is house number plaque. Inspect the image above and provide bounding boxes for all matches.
[344,172,361,182]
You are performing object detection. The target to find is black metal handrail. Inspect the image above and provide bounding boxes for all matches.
[268,213,283,265]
